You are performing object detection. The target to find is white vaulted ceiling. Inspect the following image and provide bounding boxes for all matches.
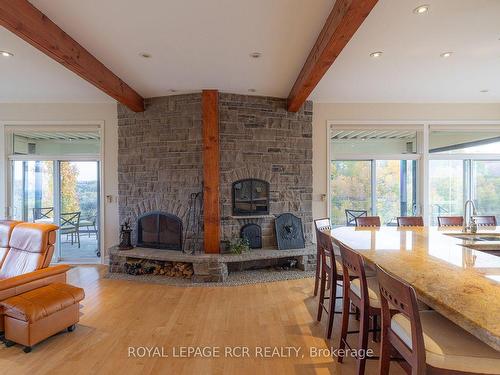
[0,0,332,102]
[0,26,112,102]
[311,0,500,103]
[0,0,499,103]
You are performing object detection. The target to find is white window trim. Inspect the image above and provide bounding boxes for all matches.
[1,120,105,264]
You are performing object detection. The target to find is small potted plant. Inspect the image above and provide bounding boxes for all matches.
[229,237,250,255]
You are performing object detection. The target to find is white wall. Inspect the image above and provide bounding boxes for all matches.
[312,103,500,220]
[0,102,118,257]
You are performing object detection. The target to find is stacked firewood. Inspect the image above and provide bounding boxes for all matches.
[153,262,194,278]
[124,259,193,278]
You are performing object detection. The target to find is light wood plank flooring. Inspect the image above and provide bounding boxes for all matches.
[0,266,404,375]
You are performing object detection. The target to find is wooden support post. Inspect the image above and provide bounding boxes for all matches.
[202,90,220,253]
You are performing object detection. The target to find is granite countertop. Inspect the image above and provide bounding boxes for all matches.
[328,226,500,351]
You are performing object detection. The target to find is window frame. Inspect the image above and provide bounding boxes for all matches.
[327,121,500,226]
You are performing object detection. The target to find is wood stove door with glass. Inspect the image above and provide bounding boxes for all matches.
[232,179,269,216]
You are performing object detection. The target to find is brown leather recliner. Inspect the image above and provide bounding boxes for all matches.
[0,221,21,267]
[0,222,70,331]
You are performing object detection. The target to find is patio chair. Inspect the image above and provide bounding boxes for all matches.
[32,207,54,224]
[60,212,81,248]
[345,209,367,226]
[79,213,98,238]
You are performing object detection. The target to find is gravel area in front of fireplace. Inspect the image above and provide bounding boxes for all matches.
[104,268,314,287]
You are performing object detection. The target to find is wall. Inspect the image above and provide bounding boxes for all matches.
[0,102,119,256]
[219,94,313,248]
[117,93,314,251]
[117,94,204,251]
[312,103,500,220]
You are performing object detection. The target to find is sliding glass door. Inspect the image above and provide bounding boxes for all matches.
[331,160,371,224]
[331,159,417,225]
[7,126,102,262]
[429,160,464,225]
[59,161,100,259]
[12,160,54,223]
[473,161,500,219]
[11,159,101,261]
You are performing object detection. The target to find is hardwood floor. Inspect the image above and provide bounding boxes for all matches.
[0,266,405,375]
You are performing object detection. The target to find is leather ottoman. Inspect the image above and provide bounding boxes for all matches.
[1,282,84,352]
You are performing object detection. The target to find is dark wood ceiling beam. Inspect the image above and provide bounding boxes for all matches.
[0,0,145,112]
[287,0,378,112]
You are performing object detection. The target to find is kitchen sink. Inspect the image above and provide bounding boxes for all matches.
[446,233,500,242]
[445,233,500,254]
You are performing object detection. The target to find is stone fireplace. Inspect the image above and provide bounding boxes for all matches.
[136,211,183,250]
[117,93,313,254]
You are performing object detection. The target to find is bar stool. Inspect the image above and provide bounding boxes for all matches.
[472,215,497,226]
[356,216,381,227]
[337,243,381,375]
[313,218,331,297]
[376,265,500,374]
[316,230,346,339]
[397,216,424,227]
[437,216,464,227]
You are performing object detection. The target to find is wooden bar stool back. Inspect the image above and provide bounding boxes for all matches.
[356,216,381,227]
[316,230,343,339]
[313,218,331,296]
[397,216,424,227]
[337,243,381,375]
[377,265,425,374]
[376,265,500,375]
[472,215,497,226]
[437,216,464,227]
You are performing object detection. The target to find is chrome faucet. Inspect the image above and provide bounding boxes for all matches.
[463,200,478,233]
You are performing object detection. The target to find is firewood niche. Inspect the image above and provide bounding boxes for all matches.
[124,259,194,278]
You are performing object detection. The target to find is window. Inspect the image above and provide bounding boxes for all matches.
[331,160,371,224]
[12,131,100,156]
[328,124,500,227]
[429,160,464,225]
[429,128,500,224]
[473,161,500,219]
[376,160,417,225]
[331,160,417,225]
[330,129,420,226]
[430,130,500,154]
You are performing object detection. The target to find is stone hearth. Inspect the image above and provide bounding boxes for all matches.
[109,245,315,283]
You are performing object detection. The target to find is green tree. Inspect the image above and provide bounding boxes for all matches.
[61,162,80,213]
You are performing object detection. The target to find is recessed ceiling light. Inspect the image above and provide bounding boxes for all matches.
[248,89,256,93]
[139,53,152,59]
[0,50,13,57]
[413,5,429,14]
[249,52,262,59]
[440,51,453,58]
[370,51,383,58]
[480,89,489,93]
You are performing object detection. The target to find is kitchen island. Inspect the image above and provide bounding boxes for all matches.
[328,226,500,351]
